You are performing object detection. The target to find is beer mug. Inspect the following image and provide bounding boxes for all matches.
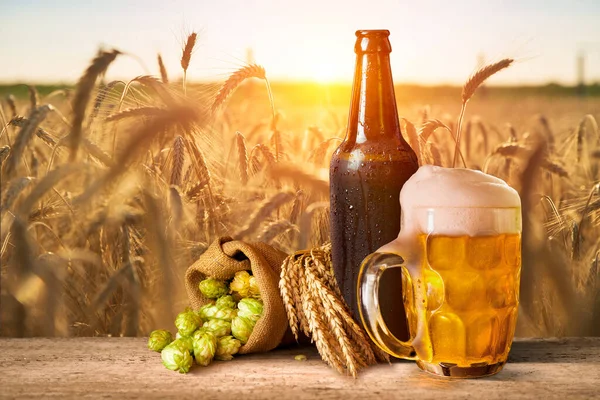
[358,166,521,378]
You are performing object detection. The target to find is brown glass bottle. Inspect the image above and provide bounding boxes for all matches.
[329,30,419,341]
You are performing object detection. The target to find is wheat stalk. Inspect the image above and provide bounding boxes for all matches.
[88,80,124,126]
[17,164,82,217]
[289,190,305,224]
[0,146,9,165]
[236,131,249,185]
[9,116,57,147]
[27,85,39,111]
[453,58,513,167]
[419,119,467,167]
[69,49,120,162]
[309,138,342,166]
[305,264,361,376]
[168,185,184,228]
[211,64,267,112]
[257,220,298,243]
[181,32,197,95]
[299,266,345,373]
[279,244,383,377]
[269,163,329,197]
[82,137,113,166]
[419,118,451,142]
[462,59,514,103]
[428,142,443,166]
[400,118,421,165]
[4,105,54,177]
[170,136,185,187]
[1,177,35,213]
[5,95,17,117]
[106,107,167,122]
[157,54,169,84]
[234,191,294,238]
[279,257,300,337]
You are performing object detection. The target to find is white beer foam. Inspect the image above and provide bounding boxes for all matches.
[401,165,521,237]
[401,165,520,210]
[380,166,521,252]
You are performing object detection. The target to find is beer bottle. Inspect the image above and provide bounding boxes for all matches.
[329,30,419,341]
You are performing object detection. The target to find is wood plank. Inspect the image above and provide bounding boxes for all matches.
[0,338,598,399]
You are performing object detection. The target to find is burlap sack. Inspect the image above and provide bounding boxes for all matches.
[185,236,289,354]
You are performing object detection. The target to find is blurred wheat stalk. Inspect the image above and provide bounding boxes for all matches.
[0,36,598,338]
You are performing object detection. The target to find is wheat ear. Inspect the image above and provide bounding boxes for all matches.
[4,105,54,177]
[69,49,120,162]
[27,85,39,111]
[170,136,185,187]
[236,131,249,185]
[0,146,9,165]
[181,32,197,95]
[234,191,294,238]
[157,54,169,84]
[400,118,421,165]
[453,59,513,167]
[211,64,266,112]
[5,95,17,117]
[106,107,167,122]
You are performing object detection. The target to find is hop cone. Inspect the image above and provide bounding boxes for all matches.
[237,298,264,322]
[215,336,242,361]
[215,295,236,309]
[199,278,229,299]
[203,319,231,337]
[148,330,173,352]
[248,276,261,299]
[200,305,238,322]
[193,331,217,367]
[175,337,194,354]
[175,309,201,337]
[196,304,214,322]
[192,327,210,341]
[161,340,193,374]
[229,271,252,298]
[231,316,255,344]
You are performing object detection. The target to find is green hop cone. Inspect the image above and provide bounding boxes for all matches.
[161,340,193,374]
[173,337,194,354]
[175,309,201,337]
[191,327,210,341]
[248,276,261,299]
[200,305,238,322]
[203,319,231,337]
[193,331,217,367]
[213,306,238,322]
[215,336,242,361]
[148,330,173,352]
[215,295,236,309]
[231,316,255,344]
[196,304,214,322]
[229,271,252,298]
[199,278,229,299]
[237,298,264,322]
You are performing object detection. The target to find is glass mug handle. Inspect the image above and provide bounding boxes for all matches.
[357,252,417,360]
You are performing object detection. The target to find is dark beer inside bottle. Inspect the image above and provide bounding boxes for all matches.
[330,30,418,343]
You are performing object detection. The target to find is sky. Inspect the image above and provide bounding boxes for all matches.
[1,0,599,85]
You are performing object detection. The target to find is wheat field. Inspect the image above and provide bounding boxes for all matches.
[1,44,599,340]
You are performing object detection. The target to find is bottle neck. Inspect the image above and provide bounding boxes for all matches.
[346,51,401,144]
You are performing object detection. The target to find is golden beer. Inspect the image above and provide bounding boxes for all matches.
[358,166,522,378]
[406,233,520,367]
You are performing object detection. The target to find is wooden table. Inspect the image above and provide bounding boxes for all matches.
[0,338,598,399]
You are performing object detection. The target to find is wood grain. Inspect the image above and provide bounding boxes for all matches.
[0,338,598,399]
